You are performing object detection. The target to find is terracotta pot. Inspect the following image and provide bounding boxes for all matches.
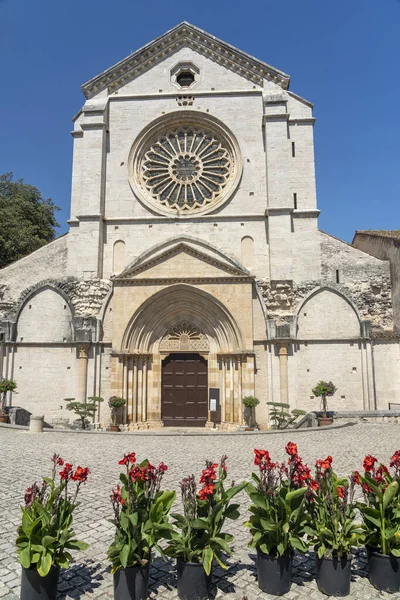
[318,417,334,427]
[0,414,9,424]
[110,424,120,432]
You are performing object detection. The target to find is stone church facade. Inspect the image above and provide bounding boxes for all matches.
[1,23,399,428]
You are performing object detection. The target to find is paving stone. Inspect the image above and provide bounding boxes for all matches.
[1,424,400,598]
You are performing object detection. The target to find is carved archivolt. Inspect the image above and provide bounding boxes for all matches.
[159,321,209,351]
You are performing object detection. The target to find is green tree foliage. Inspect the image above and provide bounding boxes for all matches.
[0,173,60,269]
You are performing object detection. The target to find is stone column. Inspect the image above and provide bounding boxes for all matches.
[278,344,289,405]
[77,344,89,403]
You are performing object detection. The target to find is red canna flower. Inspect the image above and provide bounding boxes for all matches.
[316,456,333,472]
[310,479,319,491]
[71,466,90,483]
[351,470,361,485]
[390,450,400,469]
[285,442,298,457]
[198,483,215,500]
[59,463,73,481]
[24,487,34,506]
[375,464,389,483]
[363,483,372,494]
[158,462,168,472]
[363,455,377,473]
[51,454,64,467]
[118,452,136,466]
[111,484,125,505]
[337,486,344,498]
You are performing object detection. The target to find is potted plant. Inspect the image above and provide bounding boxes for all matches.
[267,401,307,429]
[165,456,245,600]
[108,396,126,431]
[108,452,175,600]
[354,451,400,593]
[245,442,309,595]
[304,455,361,596]
[0,378,17,423]
[312,381,337,426]
[242,395,259,429]
[16,453,90,600]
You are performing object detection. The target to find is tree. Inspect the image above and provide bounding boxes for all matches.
[0,173,60,269]
[0,378,17,415]
[64,397,104,430]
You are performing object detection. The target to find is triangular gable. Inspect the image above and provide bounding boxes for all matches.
[82,22,290,99]
[115,239,252,281]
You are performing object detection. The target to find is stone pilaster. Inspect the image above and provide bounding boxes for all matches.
[278,343,289,406]
[77,344,89,403]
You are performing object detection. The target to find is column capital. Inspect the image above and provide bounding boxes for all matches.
[78,344,90,359]
[278,343,289,356]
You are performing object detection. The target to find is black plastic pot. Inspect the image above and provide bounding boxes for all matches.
[368,550,400,593]
[177,560,212,600]
[113,564,149,600]
[316,554,352,597]
[20,565,60,600]
[256,548,293,596]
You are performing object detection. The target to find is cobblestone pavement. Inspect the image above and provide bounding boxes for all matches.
[1,423,400,599]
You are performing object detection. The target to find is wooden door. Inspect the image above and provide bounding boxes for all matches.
[162,353,208,427]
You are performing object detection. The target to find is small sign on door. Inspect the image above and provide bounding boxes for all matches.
[209,388,221,425]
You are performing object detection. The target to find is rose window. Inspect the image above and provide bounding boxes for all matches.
[140,127,233,212]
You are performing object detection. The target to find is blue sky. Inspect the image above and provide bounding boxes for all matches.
[0,0,398,242]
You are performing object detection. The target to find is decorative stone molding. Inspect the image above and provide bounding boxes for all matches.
[170,61,200,89]
[176,95,194,106]
[81,22,290,99]
[64,279,112,316]
[73,316,98,343]
[78,344,90,358]
[160,321,209,352]
[0,320,14,342]
[129,111,242,218]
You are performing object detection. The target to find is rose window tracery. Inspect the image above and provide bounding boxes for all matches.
[141,127,232,212]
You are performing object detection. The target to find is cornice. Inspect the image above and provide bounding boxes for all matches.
[288,118,316,125]
[115,243,252,280]
[109,89,263,101]
[262,113,290,122]
[113,276,254,285]
[80,123,108,132]
[103,213,266,223]
[293,209,320,217]
[81,22,290,99]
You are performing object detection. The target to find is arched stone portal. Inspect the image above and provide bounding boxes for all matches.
[110,284,255,429]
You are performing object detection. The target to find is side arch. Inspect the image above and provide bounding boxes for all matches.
[297,286,361,340]
[16,284,74,343]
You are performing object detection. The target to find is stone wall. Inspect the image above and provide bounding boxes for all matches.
[353,232,400,333]
[257,231,393,333]
[320,231,392,331]
[0,236,68,320]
